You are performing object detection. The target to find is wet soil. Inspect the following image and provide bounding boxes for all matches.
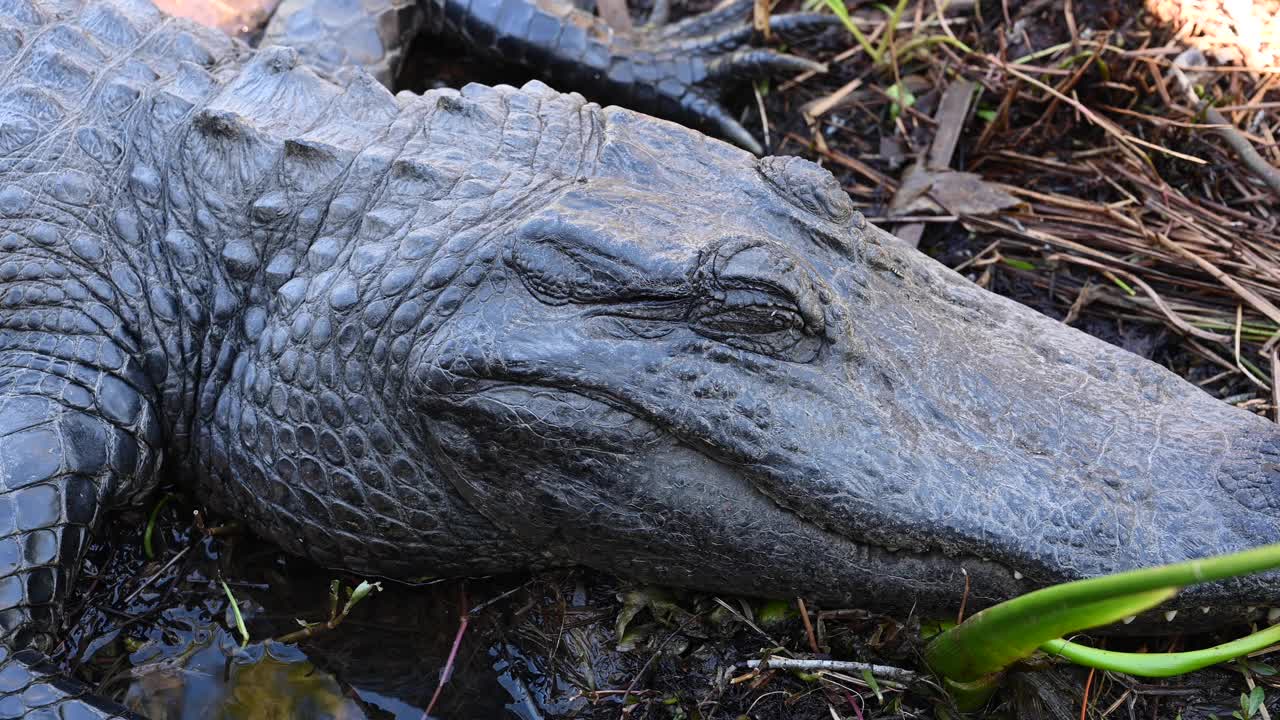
[61,503,1271,719]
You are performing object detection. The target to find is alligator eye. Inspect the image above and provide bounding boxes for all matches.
[691,289,821,362]
[757,155,856,225]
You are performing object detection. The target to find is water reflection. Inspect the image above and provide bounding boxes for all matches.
[64,513,632,719]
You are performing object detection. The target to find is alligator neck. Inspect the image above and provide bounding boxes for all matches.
[119,48,408,456]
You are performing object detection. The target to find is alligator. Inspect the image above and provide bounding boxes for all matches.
[0,0,1278,714]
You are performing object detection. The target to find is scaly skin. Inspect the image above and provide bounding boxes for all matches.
[0,0,1278,714]
[259,0,835,152]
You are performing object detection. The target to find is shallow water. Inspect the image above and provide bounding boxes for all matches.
[62,504,641,720]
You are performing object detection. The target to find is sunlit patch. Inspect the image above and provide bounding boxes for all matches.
[1146,0,1280,69]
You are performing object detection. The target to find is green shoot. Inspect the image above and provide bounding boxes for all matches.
[925,543,1280,710]
[221,580,250,647]
[1042,622,1280,677]
[1217,687,1266,720]
[274,578,383,645]
[1108,274,1137,296]
[821,0,880,62]
[885,82,916,120]
[873,0,910,66]
[143,493,175,560]
[862,668,884,703]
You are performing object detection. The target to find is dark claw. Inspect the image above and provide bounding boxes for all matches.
[631,3,830,153]
[686,11,844,53]
[706,47,827,82]
[683,92,765,155]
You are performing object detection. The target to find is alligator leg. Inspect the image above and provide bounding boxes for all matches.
[261,0,838,152]
[0,354,161,717]
[258,0,423,87]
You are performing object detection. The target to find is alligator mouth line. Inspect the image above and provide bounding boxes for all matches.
[462,380,1022,576]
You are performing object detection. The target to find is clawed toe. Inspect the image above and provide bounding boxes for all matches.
[657,1,840,43]
[609,0,835,153]
[706,47,827,81]
[682,92,765,155]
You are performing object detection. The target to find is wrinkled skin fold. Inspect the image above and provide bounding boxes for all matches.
[0,0,1278,712]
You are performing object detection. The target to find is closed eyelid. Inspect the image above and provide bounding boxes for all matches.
[695,240,828,335]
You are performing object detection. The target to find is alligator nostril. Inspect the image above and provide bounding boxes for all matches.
[757,155,856,226]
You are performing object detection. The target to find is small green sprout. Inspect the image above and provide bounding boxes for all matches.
[274,578,383,645]
[143,494,176,560]
[1002,258,1037,271]
[886,82,916,120]
[221,580,250,647]
[1211,686,1266,720]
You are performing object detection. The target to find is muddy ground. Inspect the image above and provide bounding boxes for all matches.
[58,508,1276,719]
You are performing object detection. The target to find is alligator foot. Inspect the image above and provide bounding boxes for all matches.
[260,0,838,152]
[620,0,837,152]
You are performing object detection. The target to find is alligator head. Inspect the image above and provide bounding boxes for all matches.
[388,84,1279,623]
[199,69,1278,624]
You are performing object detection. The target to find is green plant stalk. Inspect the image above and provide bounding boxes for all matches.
[1239,355,1272,384]
[221,580,250,647]
[928,588,1178,686]
[1041,622,1280,677]
[931,592,1187,710]
[1108,275,1136,296]
[873,0,910,66]
[1013,41,1074,64]
[822,0,880,62]
[143,493,174,560]
[940,673,1004,712]
[1189,319,1278,334]
[892,34,973,62]
[926,543,1280,693]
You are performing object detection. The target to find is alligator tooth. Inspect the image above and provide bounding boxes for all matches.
[1164,610,1178,622]
[1268,608,1280,624]
[884,546,899,553]
[1201,606,1211,614]
[1013,571,1023,580]
[1248,606,1258,615]
[1122,616,1136,624]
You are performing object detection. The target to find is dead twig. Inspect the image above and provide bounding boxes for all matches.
[1201,104,1280,198]
[741,657,919,684]
[797,598,820,654]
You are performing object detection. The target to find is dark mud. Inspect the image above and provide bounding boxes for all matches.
[58,499,1273,719]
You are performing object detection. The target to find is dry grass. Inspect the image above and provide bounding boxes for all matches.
[770,0,1280,420]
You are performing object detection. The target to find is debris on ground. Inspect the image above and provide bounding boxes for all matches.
[756,0,1280,421]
